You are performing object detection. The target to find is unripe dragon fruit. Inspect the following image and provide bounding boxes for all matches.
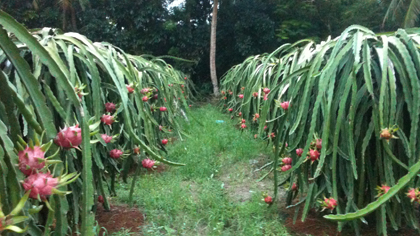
[238,94,244,99]
[142,158,155,169]
[101,114,115,126]
[280,101,290,110]
[309,149,320,162]
[22,172,58,200]
[18,146,46,176]
[282,157,292,165]
[109,149,124,159]
[55,125,82,149]
[101,134,113,143]
[264,196,273,204]
[105,102,116,113]
[296,148,303,157]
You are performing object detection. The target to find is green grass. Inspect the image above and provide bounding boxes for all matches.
[113,104,291,236]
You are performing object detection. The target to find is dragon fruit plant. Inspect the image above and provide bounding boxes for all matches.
[0,191,33,234]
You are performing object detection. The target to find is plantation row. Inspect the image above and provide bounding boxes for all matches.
[0,11,192,235]
[220,25,420,235]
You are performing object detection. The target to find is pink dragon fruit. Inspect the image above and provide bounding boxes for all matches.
[101,134,113,143]
[160,107,167,112]
[280,101,290,110]
[238,94,244,99]
[101,114,115,126]
[291,183,298,191]
[228,108,233,112]
[55,125,82,149]
[109,149,124,159]
[22,172,58,200]
[264,196,273,204]
[282,157,292,165]
[281,165,292,172]
[240,124,247,129]
[321,197,338,211]
[296,148,303,157]
[376,185,391,197]
[142,158,155,169]
[105,102,116,113]
[263,94,268,101]
[309,149,320,162]
[316,139,322,150]
[241,119,246,123]
[126,85,135,93]
[140,88,150,94]
[253,92,258,98]
[142,96,149,102]
[238,112,242,116]
[407,188,420,203]
[263,88,270,94]
[18,146,46,176]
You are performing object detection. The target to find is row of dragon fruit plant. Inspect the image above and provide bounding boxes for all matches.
[0,11,192,235]
[219,25,420,235]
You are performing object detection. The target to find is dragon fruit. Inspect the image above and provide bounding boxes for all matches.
[316,139,322,150]
[253,92,258,97]
[376,185,391,197]
[55,125,82,149]
[18,146,46,176]
[109,149,123,159]
[263,88,270,94]
[101,134,113,143]
[238,94,244,99]
[407,188,420,203]
[142,159,155,169]
[309,149,320,162]
[142,96,149,102]
[282,157,292,165]
[98,195,104,204]
[228,108,233,112]
[281,165,292,172]
[241,119,246,123]
[105,102,116,113]
[291,183,298,191]
[321,197,338,211]
[264,196,273,204]
[162,139,168,145]
[153,94,158,99]
[101,114,115,126]
[280,101,290,110]
[126,85,135,93]
[240,124,247,129]
[296,148,303,157]
[133,146,140,155]
[22,172,58,200]
[160,107,167,112]
[263,94,268,101]
[140,88,150,94]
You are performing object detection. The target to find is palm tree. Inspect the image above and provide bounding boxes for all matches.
[383,0,420,28]
[210,0,220,96]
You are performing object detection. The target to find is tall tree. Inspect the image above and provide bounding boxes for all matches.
[210,0,220,96]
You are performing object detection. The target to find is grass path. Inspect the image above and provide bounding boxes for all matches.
[113,105,291,236]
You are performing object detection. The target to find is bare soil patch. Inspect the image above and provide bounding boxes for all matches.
[96,203,144,235]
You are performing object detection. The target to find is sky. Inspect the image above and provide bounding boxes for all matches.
[168,0,185,8]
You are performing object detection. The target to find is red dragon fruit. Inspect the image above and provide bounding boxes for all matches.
[109,149,123,159]
[181,84,185,88]
[263,88,270,94]
[221,91,225,95]
[238,112,242,116]
[153,94,158,100]
[160,107,167,112]
[101,134,113,143]
[264,196,273,204]
[280,101,290,110]
[253,92,258,98]
[240,124,247,129]
[264,125,267,130]
[184,77,187,80]
[291,183,298,191]
[282,157,292,165]
[162,139,168,145]
[238,94,244,99]
[140,88,150,94]
[228,108,233,112]
[263,94,268,101]
[296,148,303,157]
[142,158,155,169]
[142,96,149,102]
[321,197,338,211]
[309,149,320,162]
[55,125,82,149]
[101,114,115,126]
[18,146,46,176]
[407,188,420,203]
[126,85,135,93]
[281,165,292,172]
[22,172,59,200]
[241,119,246,123]
[105,102,116,113]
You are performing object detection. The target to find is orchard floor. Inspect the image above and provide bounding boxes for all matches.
[97,104,418,236]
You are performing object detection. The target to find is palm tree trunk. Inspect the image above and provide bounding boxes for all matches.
[210,0,220,96]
